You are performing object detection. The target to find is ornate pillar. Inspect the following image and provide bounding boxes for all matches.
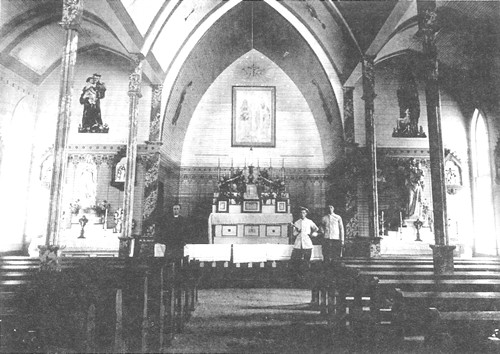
[419,5,455,273]
[149,84,163,142]
[362,56,380,248]
[343,87,355,144]
[122,55,144,244]
[138,149,163,257]
[136,83,164,257]
[342,86,359,243]
[45,0,83,247]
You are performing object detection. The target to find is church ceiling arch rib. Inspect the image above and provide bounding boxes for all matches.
[159,1,345,166]
[345,0,499,98]
[0,0,161,84]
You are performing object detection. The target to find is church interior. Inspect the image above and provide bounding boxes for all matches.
[1,0,500,352]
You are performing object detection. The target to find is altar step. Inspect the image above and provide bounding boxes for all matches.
[380,230,434,256]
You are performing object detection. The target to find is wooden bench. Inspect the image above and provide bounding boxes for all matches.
[393,288,500,345]
[379,279,500,293]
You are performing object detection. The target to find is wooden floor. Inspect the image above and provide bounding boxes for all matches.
[164,289,336,354]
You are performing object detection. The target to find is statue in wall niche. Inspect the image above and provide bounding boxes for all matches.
[78,73,109,133]
[75,162,97,210]
[392,62,426,138]
[405,158,425,219]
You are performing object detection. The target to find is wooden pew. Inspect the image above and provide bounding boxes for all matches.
[393,288,500,345]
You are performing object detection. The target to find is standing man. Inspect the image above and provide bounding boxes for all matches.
[158,204,187,260]
[320,205,344,262]
[291,207,319,280]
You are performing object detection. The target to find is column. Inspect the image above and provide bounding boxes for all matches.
[122,55,144,243]
[343,87,355,144]
[138,84,164,257]
[419,6,455,273]
[342,87,359,243]
[45,0,83,249]
[139,149,163,257]
[149,84,163,142]
[361,56,380,250]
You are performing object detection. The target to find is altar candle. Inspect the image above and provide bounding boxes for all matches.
[217,158,220,181]
[399,212,403,228]
[381,211,384,223]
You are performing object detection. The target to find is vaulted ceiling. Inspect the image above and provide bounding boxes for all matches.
[1,0,498,124]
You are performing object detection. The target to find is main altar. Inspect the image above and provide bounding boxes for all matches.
[208,165,292,244]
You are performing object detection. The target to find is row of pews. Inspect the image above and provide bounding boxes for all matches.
[0,256,201,353]
[314,257,500,351]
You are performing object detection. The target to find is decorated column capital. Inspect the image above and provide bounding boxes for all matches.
[60,0,84,30]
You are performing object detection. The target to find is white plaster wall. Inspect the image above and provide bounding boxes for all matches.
[181,51,326,169]
[35,51,151,153]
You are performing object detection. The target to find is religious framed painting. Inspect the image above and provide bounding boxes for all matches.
[275,199,288,214]
[216,200,229,213]
[242,200,262,213]
[232,86,276,147]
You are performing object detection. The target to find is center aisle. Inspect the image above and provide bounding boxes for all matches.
[165,288,337,353]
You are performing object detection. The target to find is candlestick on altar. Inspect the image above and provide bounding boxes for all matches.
[281,158,285,179]
[103,208,108,230]
[380,211,384,236]
[399,212,403,239]
[217,158,220,181]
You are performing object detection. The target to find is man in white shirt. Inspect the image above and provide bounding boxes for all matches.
[320,205,344,262]
[291,207,319,280]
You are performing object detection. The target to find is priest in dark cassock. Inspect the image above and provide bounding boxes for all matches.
[157,204,187,260]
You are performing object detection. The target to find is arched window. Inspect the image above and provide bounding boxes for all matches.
[0,97,33,251]
[471,109,497,256]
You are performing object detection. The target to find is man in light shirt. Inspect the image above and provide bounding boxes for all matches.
[291,207,319,280]
[320,205,344,262]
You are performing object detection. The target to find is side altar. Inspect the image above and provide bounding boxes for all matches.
[208,166,292,244]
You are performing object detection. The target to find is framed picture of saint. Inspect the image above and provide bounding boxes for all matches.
[232,86,276,147]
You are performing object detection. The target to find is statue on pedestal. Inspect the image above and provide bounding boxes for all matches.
[406,159,424,219]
